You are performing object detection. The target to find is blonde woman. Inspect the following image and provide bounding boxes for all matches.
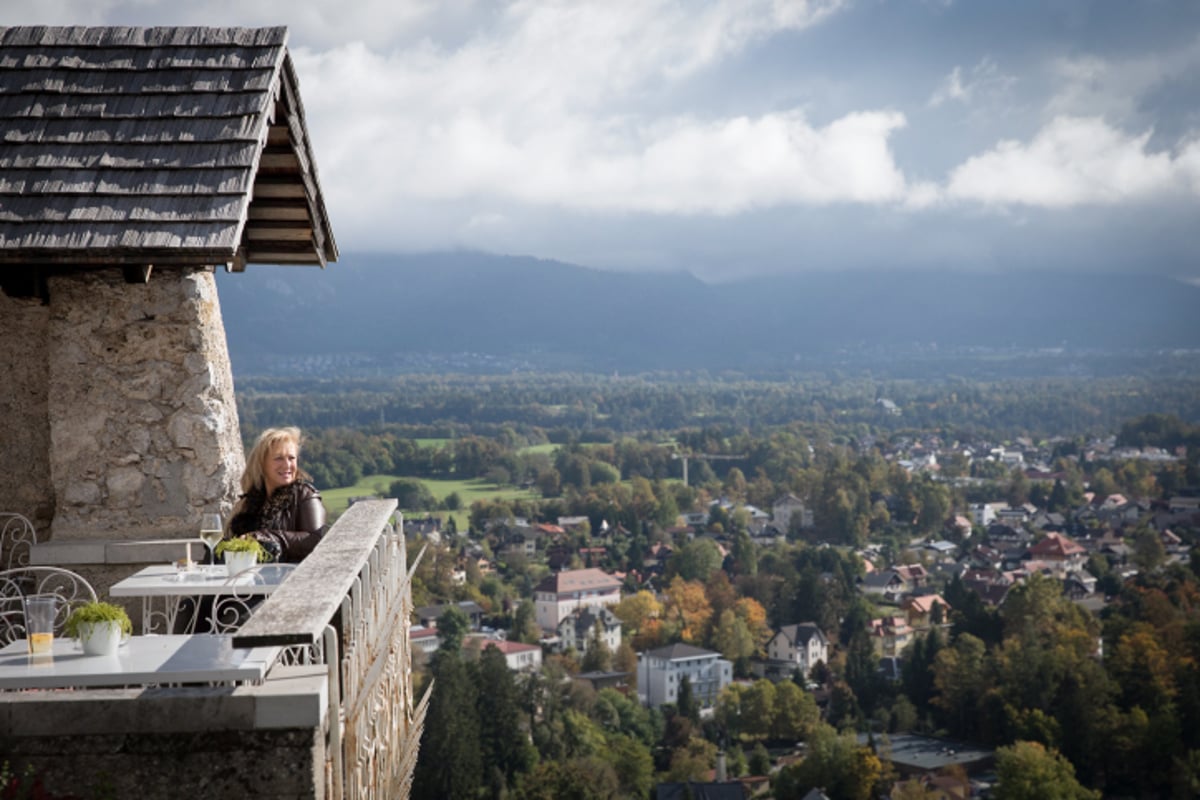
[227,427,328,562]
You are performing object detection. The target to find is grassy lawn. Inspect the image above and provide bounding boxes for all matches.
[321,473,539,528]
[413,438,453,448]
[518,443,560,455]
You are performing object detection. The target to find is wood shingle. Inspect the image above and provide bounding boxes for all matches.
[0,25,336,284]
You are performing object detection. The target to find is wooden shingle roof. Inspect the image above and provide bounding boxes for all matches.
[0,25,336,277]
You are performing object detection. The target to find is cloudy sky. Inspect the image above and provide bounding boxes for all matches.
[6,0,1200,281]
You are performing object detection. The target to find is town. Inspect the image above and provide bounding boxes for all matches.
[347,414,1200,799]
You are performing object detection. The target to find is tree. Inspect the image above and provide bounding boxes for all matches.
[601,733,654,799]
[389,477,438,510]
[664,736,717,783]
[664,576,713,644]
[771,679,819,742]
[1132,528,1167,573]
[412,651,481,799]
[713,609,756,671]
[581,624,613,672]
[511,598,541,644]
[773,722,881,800]
[915,478,952,536]
[436,605,470,653]
[740,680,777,740]
[748,742,772,776]
[613,590,662,640]
[994,741,1099,800]
[614,639,639,690]
[932,633,988,739]
[477,644,536,796]
[677,675,700,725]
[670,538,724,582]
[514,758,620,800]
[536,468,562,497]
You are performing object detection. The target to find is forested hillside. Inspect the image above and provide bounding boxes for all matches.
[215,252,1200,376]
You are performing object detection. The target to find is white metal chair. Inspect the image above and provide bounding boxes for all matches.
[211,563,319,664]
[0,513,37,570]
[0,566,98,647]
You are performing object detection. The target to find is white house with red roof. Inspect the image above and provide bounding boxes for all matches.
[1027,532,1087,575]
[534,567,623,632]
[479,639,543,672]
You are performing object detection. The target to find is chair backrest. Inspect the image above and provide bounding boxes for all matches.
[212,564,315,663]
[0,566,99,647]
[0,513,38,570]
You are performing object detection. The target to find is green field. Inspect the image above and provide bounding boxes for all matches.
[322,473,538,527]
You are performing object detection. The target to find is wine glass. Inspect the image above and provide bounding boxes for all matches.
[200,512,223,563]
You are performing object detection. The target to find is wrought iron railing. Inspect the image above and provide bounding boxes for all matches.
[234,499,430,800]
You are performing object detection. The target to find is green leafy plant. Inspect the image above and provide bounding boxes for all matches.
[63,601,131,639]
[214,535,269,562]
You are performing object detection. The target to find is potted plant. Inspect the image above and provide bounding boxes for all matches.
[64,601,132,656]
[215,536,270,576]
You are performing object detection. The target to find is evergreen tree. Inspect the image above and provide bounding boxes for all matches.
[412,650,482,799]
[477,644,536,797]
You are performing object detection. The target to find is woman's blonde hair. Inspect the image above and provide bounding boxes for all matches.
[239,426,309,496]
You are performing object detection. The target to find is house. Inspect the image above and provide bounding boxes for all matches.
[766,623,829,679]
[556,606,622,655]
[869,615,914,658]
[960,571,1015,607]
[773,494,814,532]
[573,671,630,693]
[414,601,483,629]
[892,774,971,800]
[970,502,1006,528]
[1027,532,1087,574]
[409,625,440,668]
[860,564,928,602]
[903,594,951,628]
[637,643,733,709]
[1167,496,1200,514]
[925,540,959,560]
[860,570,907,602]
[996,504,1035,525]
[480,639,543,672]
[656,782,745,800]
[534,567,622,632]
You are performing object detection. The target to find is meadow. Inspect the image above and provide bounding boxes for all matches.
[322,472,538,527]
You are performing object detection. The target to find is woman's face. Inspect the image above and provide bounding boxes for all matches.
[264,439,299,493]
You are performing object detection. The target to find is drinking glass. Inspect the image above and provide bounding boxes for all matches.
[23,594,58,654]
[200,512,223,561]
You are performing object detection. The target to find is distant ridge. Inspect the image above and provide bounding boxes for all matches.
[215,251,1200,376]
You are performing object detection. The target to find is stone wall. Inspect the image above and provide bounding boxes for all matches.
[0,667,328,799]
[0,291,53,533]
[43,268,244,541]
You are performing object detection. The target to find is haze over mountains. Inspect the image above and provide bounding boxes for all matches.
[216,252,1200,378]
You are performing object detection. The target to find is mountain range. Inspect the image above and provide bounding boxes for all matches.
[215,251,1200,378]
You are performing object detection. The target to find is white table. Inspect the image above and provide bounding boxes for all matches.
[110,564,293,634]
[0,635,279,690]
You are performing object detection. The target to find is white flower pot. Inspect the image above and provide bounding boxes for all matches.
[224,550,258,576]
[79,621,123,656]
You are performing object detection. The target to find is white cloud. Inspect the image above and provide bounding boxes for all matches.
[944,116,1185,207]
[928,58,1014,108]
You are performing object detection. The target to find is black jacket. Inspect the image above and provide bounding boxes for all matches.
[228,480,328,563]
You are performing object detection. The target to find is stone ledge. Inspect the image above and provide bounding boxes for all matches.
[1,664,327,735]
[31,538,204,566]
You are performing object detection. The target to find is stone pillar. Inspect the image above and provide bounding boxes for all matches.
[44,267,244,540]
[0,291,53,532]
